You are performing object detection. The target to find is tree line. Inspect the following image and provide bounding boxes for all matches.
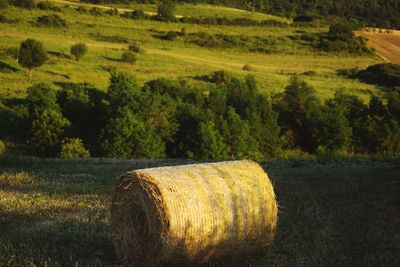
[82,0,400,29]
[1,70,399,159]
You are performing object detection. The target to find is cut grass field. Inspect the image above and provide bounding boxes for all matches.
[0,3,381,101]
[0,157,399,266]
[356,29,400,64]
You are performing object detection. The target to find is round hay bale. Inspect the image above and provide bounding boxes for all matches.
[111,160,278,267]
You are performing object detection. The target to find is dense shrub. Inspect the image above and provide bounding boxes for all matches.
[157,0,175,21]
[13,0,35,9]
[34,14,67,27]
[358,63,400,88]
[128,42,143,53]
[18,38,48,79]
[60,138,90,158]
[129,9,149,19]
[70,43,88,61]
[2,69,400,159]
[317,23,371,54]
[37,1,61,11]
[121,51,136,64]
[105,7,118,16]
[0,0,9,9]
[89,7,103,16]
[243,64,253,71]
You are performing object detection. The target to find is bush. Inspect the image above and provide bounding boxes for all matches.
[37,1,61,11]
[76,6,87,13]
[13,0,35,9]
[358,63,400,87]
[89,7,103,16]
[60,138,90,158]
[105,7,118,16]
[128,42,143,53]
[70,43,88,61]
[242,64,253,71]
[121,51,136,64]
[0,140,5,156]
[157,0,175,21]
[0,0,9,9]
[130,9,146,19]
[34,14,67,27]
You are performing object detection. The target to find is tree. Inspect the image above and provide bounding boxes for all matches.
[274,75,321,152]
[221,108,261,160]
[315,103,352,152]
[27,83,58,112]
[70,43,87,61]
[30,109,70,155]
[121,51,136,64]
[60,138,90,158]
[18,39,48,80]
[196,120,228,160]
[327,23,354,41]
[100,107,165,159]
[157,0,175,21]
[107,71,139,109]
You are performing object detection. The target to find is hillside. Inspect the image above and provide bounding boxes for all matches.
[356,29,400,64]
[0,1,380,101]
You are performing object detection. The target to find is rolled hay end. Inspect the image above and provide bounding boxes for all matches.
[111,160,278,267]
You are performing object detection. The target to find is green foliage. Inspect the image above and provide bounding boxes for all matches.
[60,138,90,158]
[107,71,139,109]
[128,42,143,53]
[100,107,165,159]
[30,109,70,155]
[358,63,400,88]
[121,51,137,64]
[37,1,61,11]
[327,23,354,41]
[18,38,48,77]
[70,43,88,61]
[0,0,9,9]
[196,120,228,160]
[34,14,67,27]
[27,83,58,111]
[0,140,5,156]
[315,102,352,152]
[157,0,176,21]
[13,0,35,9]
[274,75,321,152]
[26,83,70,155]
[221,108,261,160]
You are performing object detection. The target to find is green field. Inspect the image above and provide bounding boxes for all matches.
[0,157,399,266]
[0,1,381,101]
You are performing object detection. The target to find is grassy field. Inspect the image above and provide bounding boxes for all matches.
[0,2,381,101]
[0,157,399,266]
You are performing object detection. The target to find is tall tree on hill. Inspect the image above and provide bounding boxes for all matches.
[18,39,48,80]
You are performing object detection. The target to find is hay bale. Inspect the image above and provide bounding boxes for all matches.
[111,160,278,267]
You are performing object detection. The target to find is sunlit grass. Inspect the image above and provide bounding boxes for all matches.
[0,4,381,100]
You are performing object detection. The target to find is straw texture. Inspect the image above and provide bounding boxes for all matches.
[111,160,278,267]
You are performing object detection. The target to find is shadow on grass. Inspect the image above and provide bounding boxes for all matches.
[0,210,117,266]
[0,60,19,73]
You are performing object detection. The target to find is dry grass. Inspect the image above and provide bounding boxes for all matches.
[356,30,400,63]
[111,161,277,266]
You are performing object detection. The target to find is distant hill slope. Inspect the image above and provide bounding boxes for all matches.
[356,30,400,64]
